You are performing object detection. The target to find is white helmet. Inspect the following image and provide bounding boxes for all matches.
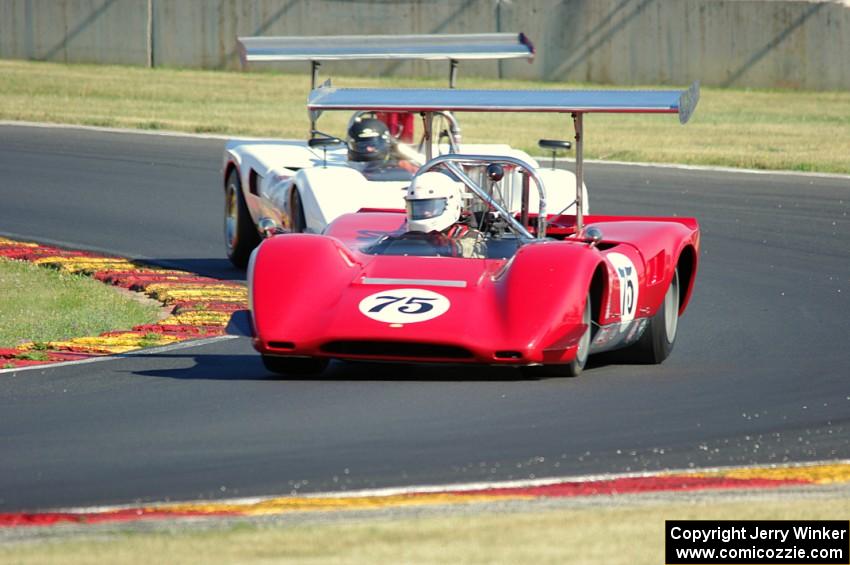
[405,172,464,233]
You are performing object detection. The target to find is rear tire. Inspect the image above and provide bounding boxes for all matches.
[262,355,328,376]
[290,189,307,233]
[623,268,680,364]
[521,294,592,379]
[224,169,260,268]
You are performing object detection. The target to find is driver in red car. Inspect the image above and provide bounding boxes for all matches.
[404,171,487,259]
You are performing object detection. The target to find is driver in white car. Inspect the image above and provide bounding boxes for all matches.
[347,115,418,180]
[404,171,487,259]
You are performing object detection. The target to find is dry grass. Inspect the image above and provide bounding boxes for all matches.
[1,496,848,564]
[2,60,848,173]
[0,259,159,350]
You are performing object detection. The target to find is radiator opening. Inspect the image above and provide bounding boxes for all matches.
[494,350,523,360]
[321,340,473,359]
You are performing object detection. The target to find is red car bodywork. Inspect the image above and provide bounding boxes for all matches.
[249,211,699,366]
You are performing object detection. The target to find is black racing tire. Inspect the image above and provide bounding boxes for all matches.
[224,169,261,269]
[521,294,592,379]
[290,189,307,233]
[262,355,329,377]
[623,268,680,364]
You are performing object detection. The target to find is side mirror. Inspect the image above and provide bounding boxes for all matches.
[538,139,572,170]
[486,163,504,182]
[308,137,343,148]
[308,135,344,168]
[584,226,603,248]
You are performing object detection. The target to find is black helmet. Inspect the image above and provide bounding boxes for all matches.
[347,117,391,162]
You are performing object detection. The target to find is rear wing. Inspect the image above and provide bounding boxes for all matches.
[307,83,699,124]
[308,82,700,233]
[238,32,534,88]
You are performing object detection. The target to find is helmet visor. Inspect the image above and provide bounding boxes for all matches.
[349,138,389,161]
[406,198,447,221]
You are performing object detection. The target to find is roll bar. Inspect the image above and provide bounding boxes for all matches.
[416,154,548,240]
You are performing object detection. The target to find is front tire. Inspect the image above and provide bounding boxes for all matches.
[224,169,260,268]
[262,355,328,376]
[624,268,680,364]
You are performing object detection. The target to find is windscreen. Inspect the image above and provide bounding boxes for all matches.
[362,231,521,260]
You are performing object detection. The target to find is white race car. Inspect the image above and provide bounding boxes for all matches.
[223,33,587,267]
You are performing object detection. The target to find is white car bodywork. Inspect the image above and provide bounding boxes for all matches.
[224,32,591,265]
[223,139,588,235]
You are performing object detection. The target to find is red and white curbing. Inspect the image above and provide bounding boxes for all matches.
[1,460,848,527]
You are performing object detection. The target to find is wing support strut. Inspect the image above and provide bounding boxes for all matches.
[572,112,584,234]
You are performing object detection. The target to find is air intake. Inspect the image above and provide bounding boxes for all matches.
[494,350,523,360]
[321,341,473,360]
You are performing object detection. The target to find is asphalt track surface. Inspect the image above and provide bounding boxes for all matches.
[0,124,848,511]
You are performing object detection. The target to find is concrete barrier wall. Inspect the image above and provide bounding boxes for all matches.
[2,0,848,90]
[0,0,148,65]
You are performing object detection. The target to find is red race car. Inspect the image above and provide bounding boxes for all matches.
[244,84,701,377]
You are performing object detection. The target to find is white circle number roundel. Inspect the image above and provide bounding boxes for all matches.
[358,288,451,324]
[607,252,640,323]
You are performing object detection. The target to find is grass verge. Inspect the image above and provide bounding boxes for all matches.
[1,495,848,564]
[0,259,160,349]
[2,60,849,173]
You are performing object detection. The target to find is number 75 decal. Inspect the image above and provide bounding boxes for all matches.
[359,288,451,324]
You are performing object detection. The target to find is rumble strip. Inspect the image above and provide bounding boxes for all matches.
[0,237,247,370]
[1,460,848,527]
